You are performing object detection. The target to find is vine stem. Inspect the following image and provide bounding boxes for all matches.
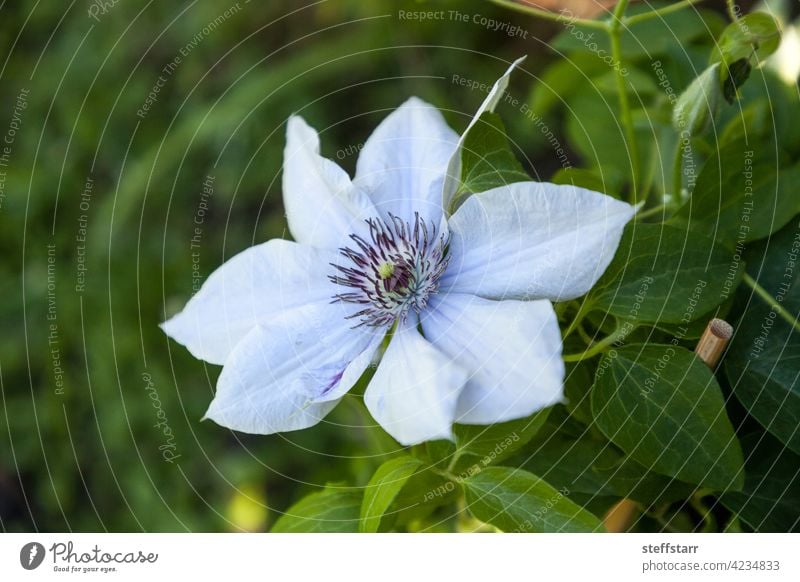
[445,448,463,474]
[562,300,592,340]
[689,491,718,533]
[626,0,706,26]
[743,273,800,333]
[562,323,633,362]
[433,466,463,483]
[490,0,710,203]
[671,136,685,206]
[726,0,740,21]
[489,0,716,203]
[635,202,670,220]
[486,0,607,29]
[577,323,595,345]
[609,0,641,203]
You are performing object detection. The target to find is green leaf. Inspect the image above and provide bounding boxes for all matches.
[591,344,744,490]
[593,68,660,98]
[448,408,551,473]
[386,469,459,530]
[528,54,607,117]
[717,70,800,153]
[523,426,693,505]
[718,100,765,147]
[592,447,695,505]
[456,112,529,199]
[360,455,423,532]
[711,13,781,101]
[720,434,800,532]
[551,167,620,196]
[563,360,596,425]
[711,12,782,66]
[655,311,729,341]
[588,224,742,323]
[672,63,723,135]
[272,486,363,532]
[725,218,800,453]
[564,93,648,181]
[421,439,456,465]
[673,140,800,246]
[523,431,618,497]
[552,2,712,58]
[463,467,603,532]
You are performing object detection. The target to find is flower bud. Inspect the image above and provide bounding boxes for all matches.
[672,63,723,136]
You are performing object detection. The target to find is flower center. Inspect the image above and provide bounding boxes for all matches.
[329,213,450,327]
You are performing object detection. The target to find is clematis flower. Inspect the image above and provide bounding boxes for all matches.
[161,58,635,446]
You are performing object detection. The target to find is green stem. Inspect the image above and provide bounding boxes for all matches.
[486,0,607,29]
[577,323,595,345]
[639,130,659,204]
[743,273,800,333]
[671,136,685,206]
[657,514,686,534]
[635,202,670,221]
[625,0,706,26]
[609,0,640,203]
[723,514,743,533]
[445,448,463,474]
[562,323,633,362]
[562,300,592,340]
[433,466,463,483]
[346,397,393,454]
[690,488,717,533]
[726,0,740,21]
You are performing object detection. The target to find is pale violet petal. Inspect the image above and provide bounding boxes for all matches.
[364,317,468,446]
[161,239,343,366]
[283,116,376,248]
[354,97,458,222]
[422,293,564,425]
[204,312,383,434]
[442,56,526,214]
[440,181,635,302]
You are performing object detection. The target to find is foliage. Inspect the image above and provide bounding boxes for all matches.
[2,0,798,533]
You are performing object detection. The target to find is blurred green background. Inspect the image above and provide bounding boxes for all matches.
[1,0,794,532]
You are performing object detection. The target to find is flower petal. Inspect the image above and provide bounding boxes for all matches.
[442,56,526,214]
[422,293,564,425]
[283,116,376,248]
[354,97,458,222]
[440,182,635,302]
[204,311,382,434]
[364,317,468,446]
[161,239,344,366]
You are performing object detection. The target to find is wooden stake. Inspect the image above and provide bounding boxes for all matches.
[694,318,734,368]
[602,318,734,532]
[603,498,639,533]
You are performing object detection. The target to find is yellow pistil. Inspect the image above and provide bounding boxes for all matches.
[378,261,395,280]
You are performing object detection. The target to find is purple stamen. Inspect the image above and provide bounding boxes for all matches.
[329,213,450,327]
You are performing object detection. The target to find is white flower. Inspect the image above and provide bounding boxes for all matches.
[161,58,635,446]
